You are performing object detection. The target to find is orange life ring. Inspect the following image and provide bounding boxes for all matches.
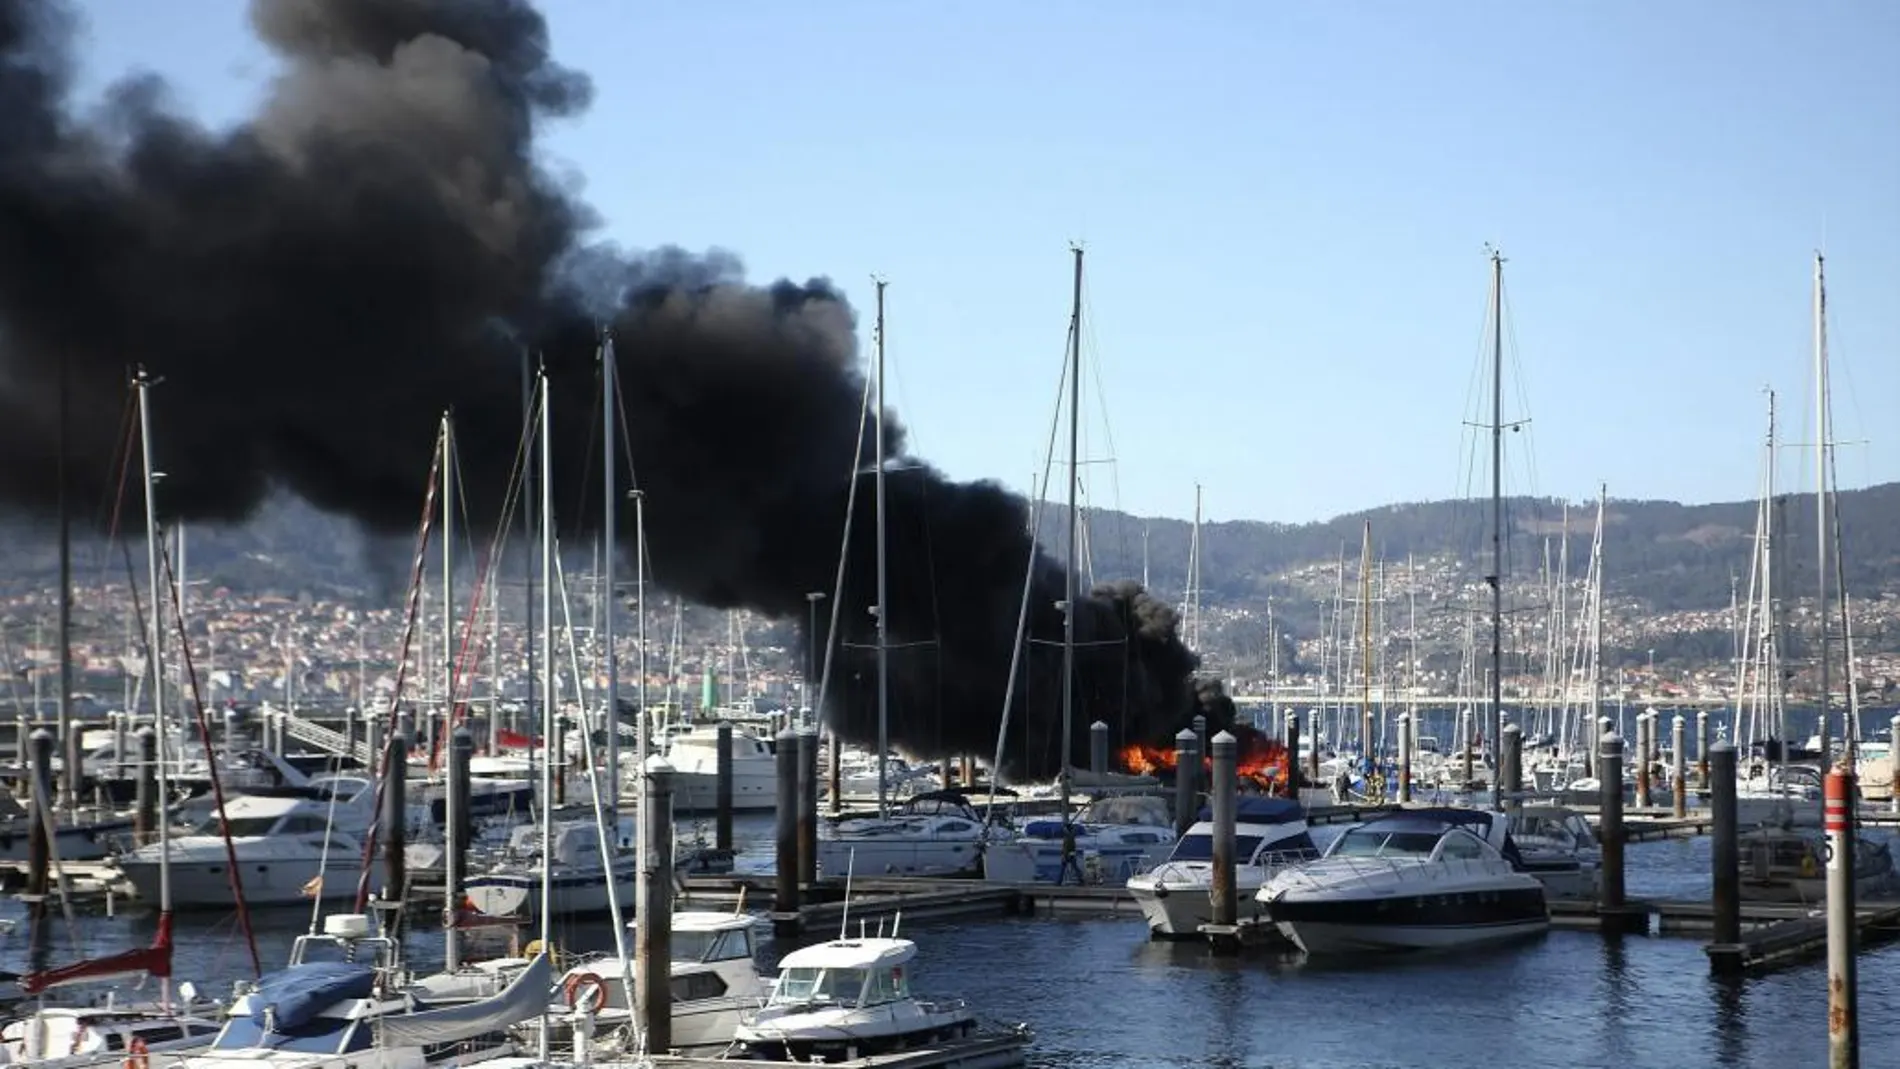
[125,1036,150,1069]
[563,971,608,1014]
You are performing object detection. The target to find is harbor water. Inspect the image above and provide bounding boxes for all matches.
[3,816,1897,1068]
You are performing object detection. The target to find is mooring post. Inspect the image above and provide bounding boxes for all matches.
[26,728,53,916]
[1634,713,1651,809]
[1501,723,1522,817]
[1305,712,1320,786]
[773,727,799,917]
[1696,710,1711,791]
[714,722,734,853]
[135,725,157,846]
[1090,720,1109,779]
[1284,712,1301,795]
[1192,714,1209,767]
[1672,714,1688,819]
[638,755,674,1056]
[1397,712,1413,804]
[1173,727,1198,836]
[960,755,975,788]
[111,712,128,780]
[1461,707,1475,790]
[798,728,818,887]
[365,716,384,783]
[1208,731,1238,948]
[827,731,842,816]
[383,726,410,919]
[1710,742,1739,950]
[444,726,472,970]
[1825,762,1859,1069]
[1598,732,1625,913]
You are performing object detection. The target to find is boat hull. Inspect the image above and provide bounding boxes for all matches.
[1268,886,1549,955]
[1127,870,1270,938]
[739,1012,977,1063]
[817,837,984,879]
[117,855,362,908]
[671,767,778,814]
[465,869,639,918]
[0,819,133,864]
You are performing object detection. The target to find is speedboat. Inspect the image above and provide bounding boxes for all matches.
[981,795,1174,885]
[817,790,1012,878]
[1740,826,1896,904]
[1506,805,1602,900]
[1126,797,1316,938]
[735,934,977,1062]
[1258,809,1549,955]
[531,910,770,1055]
[662,722,781,813]
[114,777,435,908]
[465,819,637,919]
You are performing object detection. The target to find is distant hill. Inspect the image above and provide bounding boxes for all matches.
[4,481,1896,631]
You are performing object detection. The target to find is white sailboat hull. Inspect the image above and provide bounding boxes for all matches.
[118,854,362,908]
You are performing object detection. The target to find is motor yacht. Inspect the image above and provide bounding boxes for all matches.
[981,795,1174,885]
[464,819,637,919]
[817,790,1011,878]
[735,933,977,1062]
[1125,797,1316,938]
[662,723,780,813]
[1257,809,1549,955]
[1505,805,1602,901]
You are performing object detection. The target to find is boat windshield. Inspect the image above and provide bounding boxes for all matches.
[1330,828,1440,858]
[1168,833,1268,862]
[770,967,865,1007]
[674,926,753,963]
[191,815,281,837]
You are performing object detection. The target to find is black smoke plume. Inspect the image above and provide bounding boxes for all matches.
[0,0,1221,776]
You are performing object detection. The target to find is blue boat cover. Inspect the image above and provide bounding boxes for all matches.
[1193,796,1305,824]
[250,962,376,1030]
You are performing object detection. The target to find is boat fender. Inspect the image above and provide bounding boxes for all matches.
[1800,853,1817,879]
[124,1037,149,1069]
[564,971,608,1014]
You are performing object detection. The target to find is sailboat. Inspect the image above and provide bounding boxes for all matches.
[1,371,220,1066]
[982,246,1180,885]
[817,281,1014,879]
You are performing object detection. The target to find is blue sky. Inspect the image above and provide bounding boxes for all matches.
[71,1,1899,523]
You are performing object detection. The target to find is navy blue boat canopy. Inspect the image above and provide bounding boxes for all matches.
[1193,796,1305,824]
[251,962,376,1030]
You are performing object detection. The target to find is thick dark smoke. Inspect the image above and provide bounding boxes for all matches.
[0,0,1222,775]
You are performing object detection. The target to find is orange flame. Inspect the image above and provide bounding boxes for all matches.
[1118,732,1291,790]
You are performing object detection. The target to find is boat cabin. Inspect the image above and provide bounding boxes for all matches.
[1164,797,1316,866]
[1325,815,1512,867]
[765,938,917,1011]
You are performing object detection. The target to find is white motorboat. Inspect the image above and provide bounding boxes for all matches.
[1506,805,1602,900]
[175,912,548,1068]
[114,777,435,908]
[465,819,637,919]
[736,933,978,1062]
[817,790,1011,878]
[662,723,780,813]
[981,795,1174,885]
[0,1001,224,1068]
[533,910,770,1054]
[1125,796,1317,938]
[1258,809,1549,955]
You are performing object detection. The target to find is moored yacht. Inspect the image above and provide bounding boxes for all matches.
[464,819,637,919]
[817,790,1011,878]
[981,795,1174,885]
[735,933,978,1062]
[1506,805,1602,900]
[114,777,435,908]
[663,722,780,813]
[1125,797,1316,938]
[533,910,770,1054]
[1258,809,1549,955]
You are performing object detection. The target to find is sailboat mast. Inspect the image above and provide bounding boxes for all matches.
[56,356,74,814]
[1063,246,1083,823]
[873,278,890,819]
[438,412,459,970]
[1487,247,1506,811]
[1813,254,1831,766]
[535,368,555,1058]
[134,368,173,999]
[602,334,620,826]
[1359,521,1373,760]
[1590,483,1606,774]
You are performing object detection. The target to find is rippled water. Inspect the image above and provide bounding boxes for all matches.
[4,827,1897,1068]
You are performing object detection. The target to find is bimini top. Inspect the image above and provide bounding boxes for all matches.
[1193,797,1305,825]
[246,962,375,1030]
[775,937,916,973]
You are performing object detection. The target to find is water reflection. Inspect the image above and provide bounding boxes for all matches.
[1710,972,1748,1065]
